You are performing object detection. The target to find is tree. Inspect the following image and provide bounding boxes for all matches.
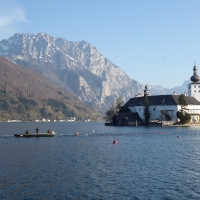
[114,95,124,113]
[178,94,188,112]
[177,111,191,124]
[177,94,191,124]
[104,95,124,123]
[71,110,74,117]
[183,113,191,124]
[161,110,171,121]
[104,105,115,122]
[143,96,151,125]
[176,111,184,121]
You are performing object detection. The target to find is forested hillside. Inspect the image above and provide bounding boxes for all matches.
[0,56,101,121]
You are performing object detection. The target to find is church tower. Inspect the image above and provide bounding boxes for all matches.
[144,84,150,97]
[188,62,200,102]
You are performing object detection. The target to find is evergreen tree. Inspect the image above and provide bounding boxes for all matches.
[178,94,188,112]
[143,96,151,125]
[177,94,191,124]
[182,112,191,124]
[176,111,184,121]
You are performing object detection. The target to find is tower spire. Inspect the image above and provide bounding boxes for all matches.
[194,61,197,75]
[191,62,200,82]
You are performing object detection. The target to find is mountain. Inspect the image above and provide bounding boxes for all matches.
[0,33,189,111]
[0,56,100,121]
[0,33,145,111]
[148,80,189,96]
[166,80,189,94]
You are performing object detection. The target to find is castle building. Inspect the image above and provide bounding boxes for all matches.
[122,64,200,124]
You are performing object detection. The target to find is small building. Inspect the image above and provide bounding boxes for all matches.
[66,117,76,122]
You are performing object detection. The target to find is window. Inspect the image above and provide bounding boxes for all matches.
[194,86,196,88]
[195,90,196,92]
[199,86,200,88]
[189,86,191,89]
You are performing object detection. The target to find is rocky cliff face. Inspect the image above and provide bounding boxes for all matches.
[0,33,188,111]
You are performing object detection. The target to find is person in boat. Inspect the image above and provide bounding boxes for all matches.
[36,127,39,134]
[47,129,52,134]
[25,130,30,134]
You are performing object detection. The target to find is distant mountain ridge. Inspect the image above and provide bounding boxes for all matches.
[148,79,189,96]
[0,33,189,111]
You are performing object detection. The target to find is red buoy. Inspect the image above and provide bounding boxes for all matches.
[113,139,117,144]
[76,132,79,136]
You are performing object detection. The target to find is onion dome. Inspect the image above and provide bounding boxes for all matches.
[190,63,200,82]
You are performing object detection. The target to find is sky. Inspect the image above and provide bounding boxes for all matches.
[0,0,200,88]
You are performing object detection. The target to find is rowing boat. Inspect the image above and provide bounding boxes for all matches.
[14,133,56,137]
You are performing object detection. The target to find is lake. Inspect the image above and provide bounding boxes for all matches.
[0,122,200,200]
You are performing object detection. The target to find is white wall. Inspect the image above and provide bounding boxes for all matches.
[129,105,178,121]
[129,103,200,122]
[188,83,200,102]
[186,105,200,114]
[150,105,178,121]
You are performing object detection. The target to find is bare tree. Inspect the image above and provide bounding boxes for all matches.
[104,105,115,122]
[114,95,124,113]
[104,95,124,122]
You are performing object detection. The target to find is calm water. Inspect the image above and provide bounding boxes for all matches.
[0,122,200,200]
